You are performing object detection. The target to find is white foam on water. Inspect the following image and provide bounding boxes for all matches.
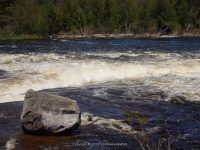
[5,138,16,150]
[0,52,200,103]
[81,112,165,135]
[81,112,136,134]
[84,52,141,58]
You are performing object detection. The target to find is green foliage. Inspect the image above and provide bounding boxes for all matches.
[134,112,149,127]
[0,0,199,36]
[126,111,175,150]
[126,111,149,128]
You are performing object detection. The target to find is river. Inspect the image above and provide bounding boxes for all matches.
[0,38,200,149]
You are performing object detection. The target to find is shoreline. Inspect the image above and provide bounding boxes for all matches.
[52,33,200,40]
[0,33,200,41]
[0,34,43,41]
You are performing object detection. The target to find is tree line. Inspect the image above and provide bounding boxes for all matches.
[0,0,199,36]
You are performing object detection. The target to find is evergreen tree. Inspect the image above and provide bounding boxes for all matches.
[0,0,199,36]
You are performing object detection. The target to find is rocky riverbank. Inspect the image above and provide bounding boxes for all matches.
[1,32,200,41]
[52,33,200,40]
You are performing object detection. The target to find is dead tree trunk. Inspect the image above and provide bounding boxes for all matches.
[159,27,169,36]
[185,24,191,32]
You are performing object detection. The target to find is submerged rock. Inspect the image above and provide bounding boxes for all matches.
[169,95,186,105]
[81,112,137,134]
[21,89,81,134]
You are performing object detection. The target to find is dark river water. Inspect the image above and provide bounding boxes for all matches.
[0,38,200,150]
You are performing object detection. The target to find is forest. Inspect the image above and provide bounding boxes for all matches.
[0,0,200,38]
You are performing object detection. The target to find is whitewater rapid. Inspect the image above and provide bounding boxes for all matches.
[0,51,200,103]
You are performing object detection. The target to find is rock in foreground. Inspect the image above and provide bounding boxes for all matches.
[21,89,81,134]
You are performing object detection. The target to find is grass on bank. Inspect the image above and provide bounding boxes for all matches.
[0,34,43,41]
[0,29,43,41]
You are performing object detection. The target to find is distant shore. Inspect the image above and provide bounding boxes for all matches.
[0,33,200,41]
[0,34,43,41]
[53,33,200,40]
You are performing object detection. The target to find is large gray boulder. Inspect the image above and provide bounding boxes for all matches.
[21,89,81,134]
